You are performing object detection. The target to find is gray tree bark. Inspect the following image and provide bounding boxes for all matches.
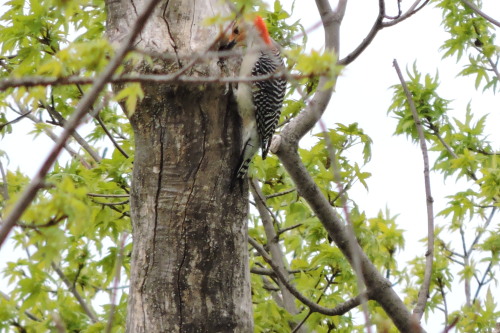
[105,1,253,332]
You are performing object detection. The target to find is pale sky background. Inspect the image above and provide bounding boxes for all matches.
[1,0,500,332]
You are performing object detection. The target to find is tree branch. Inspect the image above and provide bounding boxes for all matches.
[265,187,296,199]
[105,232,127,333]
[339,0,385,66]
[51,263,99,323]
[0,71,318,91]
[382,0,430,28]
[94,113,130,159]
[461,0,500,28]
[0,0,160,248]
[0,111,31,131]
[0,160,9,201]
[248,236,364,316]
[40,101,102,163]
[275,141,423,331]
[393,59,435,321]
[8,103,92,169]
[250,178,302,325]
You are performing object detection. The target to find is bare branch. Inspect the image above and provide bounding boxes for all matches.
[317,117,372,330]
[0,111,31,131]
[250,178,302,327]
[40,101,102,163]
[250,267,275,276]
[9,103,93,169]
[339,0,430,66]
[277,223,302,236]
[90,199,130,206]
[461,0,500,28]
[265,187,296,199]
[94,113,129,159]
[0,71,318,92]
[339,0,385,66]
[273,0,346,153]
[51,263,99,323]
[87,193,130,198]
[0,0,160,248]
[275,127,423,332]
[393,59,435,321]
[437,278,448,327]
[469,207,497,254]
[382,0,430,28]
[248,236,364,316]
[473,261,494,302]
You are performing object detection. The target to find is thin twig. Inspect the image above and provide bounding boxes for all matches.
[0,111,31,131]
[105,233,127,333]
[382,0,430,28]
[95,113,129,159]
[9,103,92,169]
[291,273,337,333]
[459,225,472,307]
[0,160,9,201]
[51,263,99,323]
[265,187,296,199]
[0,0,160,248]
[91,199,130,206]
[393,59,435,321]
[468,207,497,254]
[87,193,130,198]
[17,215,67,229]
[437,278,448,326]
[277,223,302,236]
[473,261,493,302]
[339,0,385,66]
[40,101,102,163]
[250,178,302,326]
[248,236,365,316]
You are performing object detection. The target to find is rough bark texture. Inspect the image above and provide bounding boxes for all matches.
[105,1,253,332]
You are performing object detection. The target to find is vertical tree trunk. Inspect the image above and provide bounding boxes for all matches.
[106,1,253,331]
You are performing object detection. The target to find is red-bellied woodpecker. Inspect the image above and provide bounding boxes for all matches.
[226,16,287,179]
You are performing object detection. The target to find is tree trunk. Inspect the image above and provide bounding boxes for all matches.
[105,1,253,331]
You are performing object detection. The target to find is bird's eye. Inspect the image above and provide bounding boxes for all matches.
[233,27,239,35]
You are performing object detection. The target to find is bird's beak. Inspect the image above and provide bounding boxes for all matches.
[220,39,236,51]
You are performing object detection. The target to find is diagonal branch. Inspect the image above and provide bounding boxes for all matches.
[339,0,385,66]
[275,138,423,332]
[461,0,500,28]
[8,103,92,169]
[0,0,160,248]
[274,0,346,150]
[393,59,435,322]
[249,236,364,316]
[52,263,99,323]
[250,178,302,326]
[0,111,31,131]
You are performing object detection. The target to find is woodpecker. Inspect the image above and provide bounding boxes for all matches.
[226,16,287,179]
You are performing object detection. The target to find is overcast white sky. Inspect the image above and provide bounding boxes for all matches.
[1,0,499,331]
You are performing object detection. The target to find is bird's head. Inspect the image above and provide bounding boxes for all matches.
[224,15,272,50]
